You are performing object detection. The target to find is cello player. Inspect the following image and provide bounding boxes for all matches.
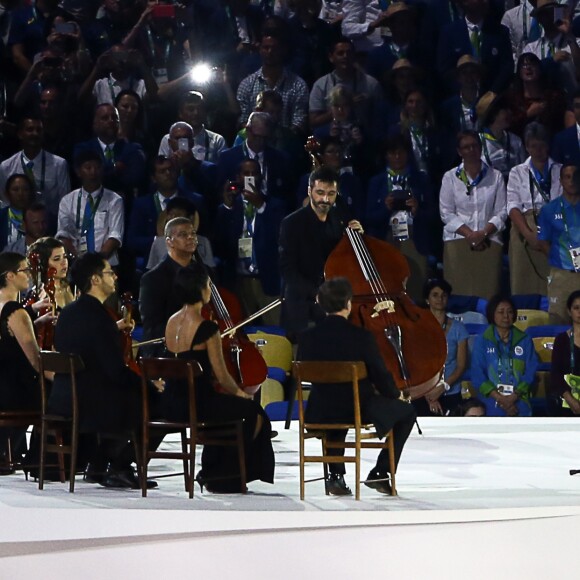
[297,277,416,496]
[279,166,363,341]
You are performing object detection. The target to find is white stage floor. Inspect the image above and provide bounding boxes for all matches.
[1,417,580,579]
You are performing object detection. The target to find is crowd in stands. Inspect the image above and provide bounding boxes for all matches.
[2,0,580,420]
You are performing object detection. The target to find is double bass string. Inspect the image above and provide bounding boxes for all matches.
[209,281,234,330]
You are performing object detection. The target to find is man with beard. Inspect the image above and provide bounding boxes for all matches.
[278,166,362,340]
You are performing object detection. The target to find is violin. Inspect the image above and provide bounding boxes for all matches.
[36,267,57,350]
[203,282,268,396]
[325,229,447,399]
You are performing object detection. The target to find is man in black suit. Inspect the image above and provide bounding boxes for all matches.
[49,253,158,489]
[297,277,417,495]
[278,166,361,340]
[139,217,206,353]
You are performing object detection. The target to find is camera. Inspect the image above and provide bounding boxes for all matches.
[391,190,412,212]
[227,181,242,195]
[151,4,176,18]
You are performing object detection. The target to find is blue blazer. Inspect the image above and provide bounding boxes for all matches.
[437,19,513,95]
[551,126,580,168]
[365,169,435,256]
[214,195,287,296]
[73,138,146,193]
[217,144,294,207]
[126,189,204,258]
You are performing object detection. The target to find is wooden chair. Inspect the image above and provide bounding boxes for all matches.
[293,361,397,501]
[139,358,247,498]
[38,351,84,492]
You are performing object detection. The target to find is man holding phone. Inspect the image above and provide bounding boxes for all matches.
[214,158,285,325]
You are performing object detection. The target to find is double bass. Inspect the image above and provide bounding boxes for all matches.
[325,229,447,399]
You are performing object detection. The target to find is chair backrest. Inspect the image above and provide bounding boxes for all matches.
[292,361,368,426]
[139,358,202,423]
[248,332,293,372]
[448,311,488,325]
[38,351,85,415]
[514,309,550,331]
[533,337,555,363]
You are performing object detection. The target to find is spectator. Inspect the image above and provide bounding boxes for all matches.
[439,55,482,135]
[309,37,382,134]
[453,397,487,416]
[73,103,147,199]
[113,89,154,156]
[366,133,435,302]
[0,174,35,252]
[502,0,542,62]
[158,91,227,164]
[57,149,124,266]
[471,294,538,416]
[214,158,284,324]
[236,31,309,132]
[504,52,568,138]
[421,278,469,416]
[127,155,204,261]
[538,164,580,323]
[437,0,513,95]
[550,289,580,415]
[439,130,507,299]
[507,122,561,295]
[0,115,70,231]
[341,0,389,53]
[476,91,525,181]
[37,84,74,160]
[551,89,580,167]
[4,202,49,255]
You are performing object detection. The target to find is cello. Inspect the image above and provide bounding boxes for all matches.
[204,282,268,396]
[325,229,447,399]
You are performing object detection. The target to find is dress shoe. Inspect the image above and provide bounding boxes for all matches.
[100,468,158,490]
[83,463,106,484]
[363,469,392,495]
[270,430,278,439]
[325,473,352,496]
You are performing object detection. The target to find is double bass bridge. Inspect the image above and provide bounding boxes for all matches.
[370,299,395,317]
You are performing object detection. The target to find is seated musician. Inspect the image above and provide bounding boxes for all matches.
[48,253,159,489]
[139,216,206,355]
[297,277,417,496]
[164,269,275,493]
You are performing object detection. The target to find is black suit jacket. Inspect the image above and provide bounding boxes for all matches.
[49,294,140,433]
[297,315,400,424]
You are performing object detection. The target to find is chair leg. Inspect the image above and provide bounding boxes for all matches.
[181,429,190,492]
[299,426,305,501]
[321,437,329,496]
[284,378,296,429]
[69,426,78,493]
[141,425,149,498]
[355,432,361,501]
[188,429,195,499]
[39,421,46,491]
[388,431,397,496]
[236,422,247,493]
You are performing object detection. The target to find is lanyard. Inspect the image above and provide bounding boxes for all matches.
[528,162,552,208]
[20,151,46,192]
[76,188,104,233]
[480,130,511,168]
[386,168,409,191]
[460,98,476,129]
[559,197,579,249]
[496,329,514,382]
[243,199,255,236]
[455,163,487,195]
[7,207,23,236]
[570,330,576,372]
[540,36,562,59]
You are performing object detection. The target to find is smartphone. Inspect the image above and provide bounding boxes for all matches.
[177,138,190,152]
[391,190,412,212]
[244,176,255,191]
[55,22,76,34]
[152,4,176,18]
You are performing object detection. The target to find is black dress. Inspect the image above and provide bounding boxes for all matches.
[164,320,275,492]
[0,302,40,411]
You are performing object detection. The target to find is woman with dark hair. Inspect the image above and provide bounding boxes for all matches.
[550,290,580,416]
[27,236,74,309]
[164,269,275,493]
[114,89,155,157]
[471,295,538,416]
[505,52,568,138]
[0,252,42,469]
[453,398,486,417]
[419,278,469,416]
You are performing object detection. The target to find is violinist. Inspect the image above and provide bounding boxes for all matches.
[48,253,159,489]
[27,237,75,309]
[279,166,363,339]
[0,252,43,470]
[139,217,206,353]
[164,268,275,493]
[297,278,416,496]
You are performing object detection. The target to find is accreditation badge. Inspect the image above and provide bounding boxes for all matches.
[569,246,580,272]
[390,211,410,242]
[238,236,253,259]
[153,68,168,84]
[497,384,514,396]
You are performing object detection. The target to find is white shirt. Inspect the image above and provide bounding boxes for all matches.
[501,1,537,62]
[0,149,70,220]
[57,187,124,265]
[92,74,146,106]
[479,130,526,180]
[341,0,383,52]
[439,164,507,244]
[158,128,226,163]
[506,157,562,214]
